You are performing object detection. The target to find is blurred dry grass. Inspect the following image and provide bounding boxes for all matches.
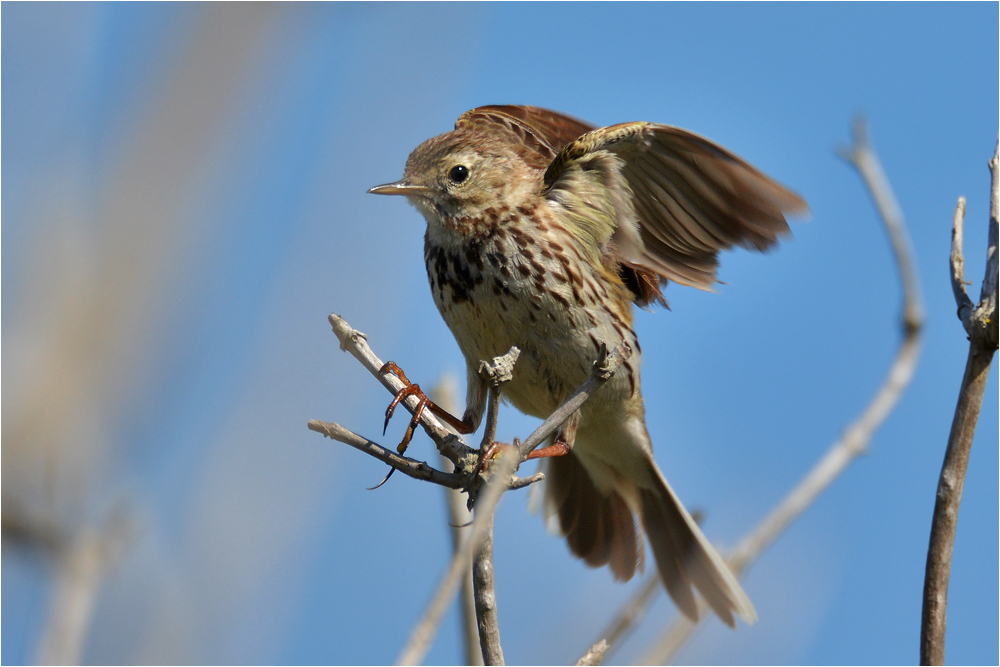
[3,5,288,662]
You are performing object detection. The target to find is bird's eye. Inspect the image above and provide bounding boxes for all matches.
[448,165,469,184]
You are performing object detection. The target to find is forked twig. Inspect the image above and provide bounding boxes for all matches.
[311,315,631,665]
[920,140,999,666]
[396,447,519,666]
[327,313,477,469]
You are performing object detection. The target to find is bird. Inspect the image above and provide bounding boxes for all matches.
[368,105,807,627]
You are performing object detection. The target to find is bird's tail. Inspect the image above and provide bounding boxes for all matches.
[638,461,756,627]
[546,449,755,627]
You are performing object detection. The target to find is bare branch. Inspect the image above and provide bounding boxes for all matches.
[839,117,925,331]
[313,318,630,665]
[950,197,975,326]
[576,640,609,667]
[34,506,134,666]
[591,574,661,662]
[328,313,477,468]
[477,348,521,455]
[921,139,999,666]
[317,316,626,489]
[470,360,516,666]
[307,420,463,488]
[982,140,999,346]
[473,511,504,666]
[640,119,925,664]
[507,472,545,490]
[396,447,519,666]
[585,511,702,663]
[430,379,484,667]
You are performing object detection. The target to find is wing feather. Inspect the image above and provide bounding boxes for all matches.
[545,121,808,290]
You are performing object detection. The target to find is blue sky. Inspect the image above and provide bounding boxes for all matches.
[3,3,997,664]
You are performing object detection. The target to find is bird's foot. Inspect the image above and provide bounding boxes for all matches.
[473,440,516,479]
[379,361,474,455]
[527,415,577,460]
[526,441,573,459]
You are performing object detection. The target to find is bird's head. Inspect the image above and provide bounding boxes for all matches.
[369,128,544,235]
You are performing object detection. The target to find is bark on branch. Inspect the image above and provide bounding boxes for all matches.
[920,140,999,666]
[430,379,484,667]
[310,315,631,665]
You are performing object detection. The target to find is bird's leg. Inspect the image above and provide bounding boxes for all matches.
[527,412,578,459]
[380,361,476,454]
[472,440,515,479]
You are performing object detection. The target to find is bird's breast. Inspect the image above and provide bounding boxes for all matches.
[423,217,641,420]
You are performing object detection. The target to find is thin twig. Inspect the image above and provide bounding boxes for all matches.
[307,420,463,488]
[473,511,504,666]
[638,118,925,665]
[920,140,999,666]
[430,379,483,667]
[585,512,702,664]
[949,197,974,325]
[981,140,999,347]
[314,319,628,665]
[591,574,661,662]
[477,348,520,458]
[507,472,545,490]
[396,448,519,666]
[839,117,925,332]
[328,313,477,468]
[576,640,609,666]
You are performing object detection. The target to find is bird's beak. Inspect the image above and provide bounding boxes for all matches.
[367,179,429,196]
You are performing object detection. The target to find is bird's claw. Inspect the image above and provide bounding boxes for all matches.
[473,441,516,479]
[366,467,396,491]
[380,360,475,448]
[380,361,431,455]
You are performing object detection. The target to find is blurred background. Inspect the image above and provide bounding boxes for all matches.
[2,3,997,665]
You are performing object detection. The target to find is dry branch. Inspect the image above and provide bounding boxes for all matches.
[32,506,134,665]
[327,314,477,470]
[473,512,504,665]
[311,315,630,666]
[590,573,661,662]
[517,341,632,459]
[469,351,519,667]
[307,420,464,488]
[430,379,483,666]
[920,140,999,666]
[576,640,609,666]
[396,448,519,666]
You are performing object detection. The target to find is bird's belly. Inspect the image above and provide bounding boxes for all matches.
[430,262,638,421]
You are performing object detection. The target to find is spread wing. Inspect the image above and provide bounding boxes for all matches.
[544,122,809,290]
[456,105,595,169]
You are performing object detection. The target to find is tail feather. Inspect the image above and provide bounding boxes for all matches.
[640,468,756,627]
[639,487,702,622]
[606,489,643,581]
[545,449,755,627]
[547,452,644,582]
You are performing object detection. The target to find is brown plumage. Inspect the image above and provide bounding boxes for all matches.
[370,105,807,627]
